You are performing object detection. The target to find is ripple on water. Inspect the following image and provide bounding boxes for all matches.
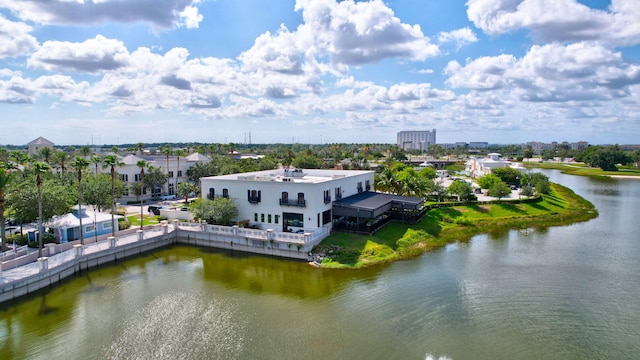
[104,291,245,359]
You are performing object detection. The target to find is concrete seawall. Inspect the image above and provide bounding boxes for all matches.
[0,223,317,304]
[0,231,175,304]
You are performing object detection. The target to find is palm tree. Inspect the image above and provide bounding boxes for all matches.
[0,168,15,251]
[91,155,102,175]
[33,162,51,257]
[102,155,124,237]
[161,145,172,195]
[174,149,187,187]
[38,147,53,164]
[136,159,148,230]
[52,150,71,175]
[71,157,90,245]
[135,142,144,155]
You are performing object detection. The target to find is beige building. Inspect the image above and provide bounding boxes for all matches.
[27,136,54,156]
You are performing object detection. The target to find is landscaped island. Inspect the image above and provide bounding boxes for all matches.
[313,183,597,269]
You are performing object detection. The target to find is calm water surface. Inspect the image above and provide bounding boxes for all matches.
[1,170,639,359]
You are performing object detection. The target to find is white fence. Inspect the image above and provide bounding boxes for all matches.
[178,222,330,245]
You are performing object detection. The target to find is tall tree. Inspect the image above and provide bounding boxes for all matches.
[71,157,90,244]
[102,155,124,237]
[91,155,102,175]
[52,150,71,174]
[0,168,15,251]
[38,147,54,164]
[177,182,199,203]
[174,149,187,186]
[33,162,51,257]
[135,142,145,155]
[136,159,148,230]
[161,144,172,195]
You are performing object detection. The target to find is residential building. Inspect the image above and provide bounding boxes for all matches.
[27,136,54,156]
[201,168,375,234]
[397,129,436,151]
[465,153,526,178]
[46,206,123,243]
[98,151,210,203]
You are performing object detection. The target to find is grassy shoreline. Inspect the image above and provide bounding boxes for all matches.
[524,162,640,177]
[314,183,597,269]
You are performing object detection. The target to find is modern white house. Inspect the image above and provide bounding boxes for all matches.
[45,206,123,243]
[200,168,427,246]
[465,153,526,178]
[201,168,375,234]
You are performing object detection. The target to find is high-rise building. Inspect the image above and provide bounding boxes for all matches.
[397,129,436,150]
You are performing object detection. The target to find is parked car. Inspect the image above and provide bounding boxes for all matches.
[148,206,163,215]
[4,226,21,235]
[159,195,176,200]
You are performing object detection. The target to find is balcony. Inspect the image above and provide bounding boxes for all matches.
[248,197,261,204]
[279,199,306,207]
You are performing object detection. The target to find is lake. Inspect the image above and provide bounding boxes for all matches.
[1,170,639,359]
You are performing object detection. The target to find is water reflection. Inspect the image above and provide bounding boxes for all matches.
[196,247,385,299]
[0,171,639,359]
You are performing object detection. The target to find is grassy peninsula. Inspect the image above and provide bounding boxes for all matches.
[524,162,640,178]
[314,183,597,269]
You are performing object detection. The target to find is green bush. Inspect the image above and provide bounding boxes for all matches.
[118,218,130,230]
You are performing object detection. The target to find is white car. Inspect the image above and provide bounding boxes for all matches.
[5,226,21,235]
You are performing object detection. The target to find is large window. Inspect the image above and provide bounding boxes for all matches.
[297,192,305,205]
[322,210,331,225]
[208,188,215,200]
[357,182,363,193]
[168,171,174,178]
[323,190,331,204]
[103,222,112,230]
[335,187,342,200]
[283,212,304,228]
[222,188,229,198]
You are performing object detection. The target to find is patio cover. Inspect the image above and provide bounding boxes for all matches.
[332,192,424,219]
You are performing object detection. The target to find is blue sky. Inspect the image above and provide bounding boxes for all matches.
[1,0,639,146]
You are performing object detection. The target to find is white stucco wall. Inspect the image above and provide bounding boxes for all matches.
[201,169,374,232]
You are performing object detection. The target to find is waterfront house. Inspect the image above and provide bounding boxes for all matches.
[46,206,123,243]
[200,168,425,238]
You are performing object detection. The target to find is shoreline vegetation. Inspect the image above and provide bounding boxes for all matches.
[524,161,640,178]
[314,183,597,269]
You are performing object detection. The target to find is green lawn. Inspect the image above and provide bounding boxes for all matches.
[127,214,162,227]
[315,183,597,269]
[524,162,640,177]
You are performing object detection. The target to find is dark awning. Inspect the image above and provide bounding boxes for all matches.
[332,192,424,219]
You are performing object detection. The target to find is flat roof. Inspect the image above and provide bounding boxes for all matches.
[202,168,373,184]
[335,191,423,211]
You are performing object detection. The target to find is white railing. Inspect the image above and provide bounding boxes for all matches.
[1,223,175,284]
[176,221,331,245]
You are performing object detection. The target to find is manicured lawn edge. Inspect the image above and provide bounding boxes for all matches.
[524,162,640,177]
[314,183,597,269]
